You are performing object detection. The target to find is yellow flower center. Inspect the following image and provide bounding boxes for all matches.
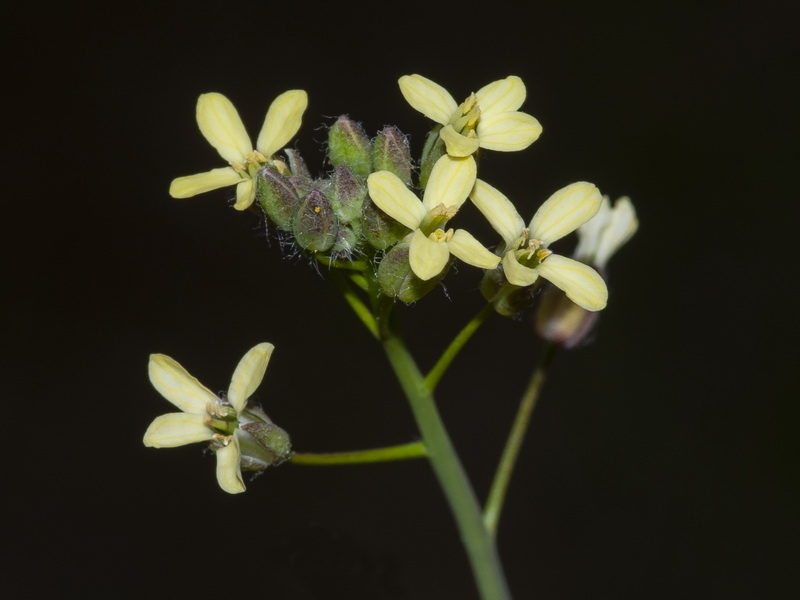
[450,93,481,137]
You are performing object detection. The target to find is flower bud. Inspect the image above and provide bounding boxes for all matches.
[378,242,451,302]
[328,115,372,179]
[373,126,412,186]
[534,284,599,348]
[293,190,338,252]
[256,165,300,231]
[362,196,411,250]
[418,126,447,189]
[332,222,361,257]
[284,148,311,180]
[328,166,367,223]
[481,269,536,318]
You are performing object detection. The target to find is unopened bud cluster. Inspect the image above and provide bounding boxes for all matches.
[256,116,412,260]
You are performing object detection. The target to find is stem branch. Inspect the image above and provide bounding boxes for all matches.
[484,343,556,536]
[291,441,427,465]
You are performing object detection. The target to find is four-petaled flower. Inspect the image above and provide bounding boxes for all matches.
[470,179,608,311]
[398,74,542,158]
[367,156,500,280]
[143,343,275,494]
[169,91,307,210]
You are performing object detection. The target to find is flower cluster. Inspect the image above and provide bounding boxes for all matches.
[149,74,636,491]
[164,74,619,313]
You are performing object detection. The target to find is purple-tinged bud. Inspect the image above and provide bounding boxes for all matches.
[293,190,338,253]
[256,165,300,231]
[373,126,412,186]
[329,166,367,223]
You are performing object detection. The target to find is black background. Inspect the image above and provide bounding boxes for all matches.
[5,1,797,598]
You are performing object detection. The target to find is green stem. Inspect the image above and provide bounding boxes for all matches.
[383,332,511,600]
[291,441,428,465]
[330,271,379,339]
[484,343,556,537]
[425,303,494,392]
[315,254,368,271]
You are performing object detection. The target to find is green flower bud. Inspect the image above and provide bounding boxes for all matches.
[373,126,412,186]
[378,242,451,302]
[332,222,360,257]
[362,196,411,250]
[256,166,300,231]
[480,268,536,318]
[419,125,446,189]
[329,166,367,223]
[284,148,311,180]
[328,115,372,178]
[240,421,293,467]
[293,190,338,252]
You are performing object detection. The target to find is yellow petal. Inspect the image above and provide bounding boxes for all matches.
[529,182,602,246]
[440,124,481,157]
[422,155,477,211]
[398,75,458,125]
[409,229,450,281]
[477,111,542,152]
[367,171,426,230]
[215,435,245,494]
[227,343,274,415]
[536,254,608,311]
[143,413,213,448]
[256,90,308,158]
[196,93,252,164]
[503,251,539,287]
[470,179,525,248]
[476,76,526,115]
[169,167,242,198]
[148,354,218,414]
[233,178,256,211]
[448,229,501,269]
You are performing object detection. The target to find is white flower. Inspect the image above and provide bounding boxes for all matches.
[573,196,639,270]
[470,179,608,311]
[367,155,500,280]
[398,74,542,157]
[169,91,307,210]
[143,343,275,494]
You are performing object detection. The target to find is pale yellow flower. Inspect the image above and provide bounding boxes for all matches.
[169,91,307,210]
[367,155,500,280]
[573,196,639,270]
[470,180,608,311]
[143,343,275,494]
[398,74,542,157]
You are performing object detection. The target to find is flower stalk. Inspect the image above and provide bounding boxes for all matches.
[382,329,511,600]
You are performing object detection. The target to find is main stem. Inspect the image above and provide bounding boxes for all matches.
[382,332,511,600]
